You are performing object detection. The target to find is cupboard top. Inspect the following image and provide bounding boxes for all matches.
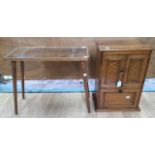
[96,39,152,52]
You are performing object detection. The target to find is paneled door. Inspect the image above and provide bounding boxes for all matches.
[101,54,126,90]
[123,54,149,89]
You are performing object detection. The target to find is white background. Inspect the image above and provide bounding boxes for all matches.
[0,0,155,155]
[0,0,155,36]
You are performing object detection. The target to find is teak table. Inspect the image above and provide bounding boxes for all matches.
[4,47,90,114]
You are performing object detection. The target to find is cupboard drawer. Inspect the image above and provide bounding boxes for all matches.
[100,92,140,108]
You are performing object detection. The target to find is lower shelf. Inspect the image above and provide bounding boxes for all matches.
[92,93,141,112]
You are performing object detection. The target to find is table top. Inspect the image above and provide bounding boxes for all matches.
[96,39,152,52]
[4,47,89,61]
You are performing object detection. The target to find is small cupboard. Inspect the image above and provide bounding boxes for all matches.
[93,39,152,111]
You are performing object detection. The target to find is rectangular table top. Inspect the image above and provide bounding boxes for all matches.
[4,47,89,61]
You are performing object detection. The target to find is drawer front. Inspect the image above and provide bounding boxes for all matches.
[100,92,140,108]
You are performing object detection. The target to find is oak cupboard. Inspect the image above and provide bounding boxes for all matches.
[93,39,152,111]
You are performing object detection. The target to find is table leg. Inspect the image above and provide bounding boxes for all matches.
[11,61,18,115]
[20,61,25,99]
[81,61,91,113]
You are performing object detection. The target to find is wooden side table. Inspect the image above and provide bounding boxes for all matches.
[4,47,90,114]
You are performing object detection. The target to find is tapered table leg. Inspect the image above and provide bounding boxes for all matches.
[11,61,18,115]
[20,61,25,99]
[81,61,91,113]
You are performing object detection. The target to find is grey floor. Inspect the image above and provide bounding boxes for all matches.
[0,92,155,118]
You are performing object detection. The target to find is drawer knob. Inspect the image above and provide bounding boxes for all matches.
[125,96,131,100]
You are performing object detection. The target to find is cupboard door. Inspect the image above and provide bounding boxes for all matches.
[123,54,149,89]
[101,55,126,89]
